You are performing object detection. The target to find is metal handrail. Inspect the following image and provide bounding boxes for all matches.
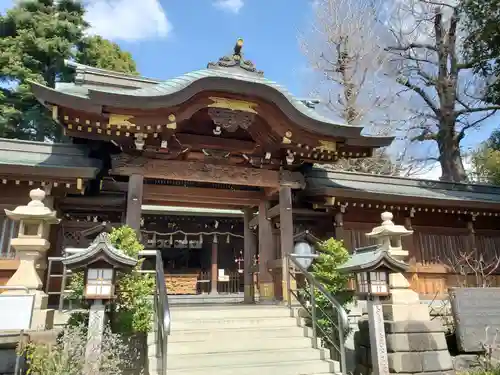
[154,250,171,375]
[285,254,348,375]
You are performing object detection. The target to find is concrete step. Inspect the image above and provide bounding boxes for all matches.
[168,347,329,369]
[169,325,307,342]
[169,335,314,355]
[166,359,337,375]
[169,305,290,320]
[172,315,297,330]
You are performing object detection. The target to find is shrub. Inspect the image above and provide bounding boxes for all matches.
[301,238,353,348]
[22,324,132,375]
[67,225,155,334]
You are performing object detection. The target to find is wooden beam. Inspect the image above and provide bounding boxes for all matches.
[243,208,257,303]
[248,215,259,228]
[143,185,264,206]
[258,200,275,300]
[111,155,282,187]
[142,199,243,210]
[280,186,294,257]
[126,174,144,234]
[267,204,280,220]
[175,133,257,153]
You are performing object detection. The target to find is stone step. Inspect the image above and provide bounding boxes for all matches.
[169,325,307,342]
[169,335,314,355]
[166,359,337,375]
[168,347,329,369]
[172,315,297,330]
[169,305,290,320]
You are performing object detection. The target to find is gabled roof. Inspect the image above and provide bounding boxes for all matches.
[62,232,137,270]
[0,138,101,179]
[305,168,500,210]
[29,44,393,147]
[337,244,409,273]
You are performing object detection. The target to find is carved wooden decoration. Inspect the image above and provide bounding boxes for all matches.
[111,157,284,187]
[208,97,258,114]
[109,114,135,127]
[208,108,256,132]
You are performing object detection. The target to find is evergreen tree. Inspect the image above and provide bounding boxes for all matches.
[462,0,500,104]
[0,0,138,141]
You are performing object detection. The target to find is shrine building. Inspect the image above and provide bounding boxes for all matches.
[1,39,500,304]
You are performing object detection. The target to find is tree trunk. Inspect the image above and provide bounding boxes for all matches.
[437,123,467,182]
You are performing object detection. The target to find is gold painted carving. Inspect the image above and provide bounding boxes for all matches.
[52,105,58,121]
[208,97,258,114]
[167,113,177,129]
[318,140,337,152]
[325,197,336,206]
[109,114,135,127]
[282,136,291,144]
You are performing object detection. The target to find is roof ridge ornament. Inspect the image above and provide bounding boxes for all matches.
[207,38,264,76]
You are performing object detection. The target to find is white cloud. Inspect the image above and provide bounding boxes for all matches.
[84,0,171,42]
[213,0,244,14]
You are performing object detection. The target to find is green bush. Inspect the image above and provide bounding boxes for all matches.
[67,226,155,334]
[22,324,131,375]
[302,238,353,348]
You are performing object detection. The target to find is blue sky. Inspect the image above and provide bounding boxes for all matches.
[0,0,498,178]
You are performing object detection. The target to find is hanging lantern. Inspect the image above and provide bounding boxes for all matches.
[226,234,230,244]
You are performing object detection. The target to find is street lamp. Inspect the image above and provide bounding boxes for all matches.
[338,244,409,375]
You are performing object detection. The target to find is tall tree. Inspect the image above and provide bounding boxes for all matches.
[300,0,419,176]
[470,129,500,184]
[462,0,500,105]
[385,0,500,182]
[0,0,138,142]
[76,36,138,75]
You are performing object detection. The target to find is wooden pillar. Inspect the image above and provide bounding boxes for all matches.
[210,235,219,295]
[466,215,477,253]
[243,208,257,303]
[258,200,274,301]
[280,186,293,301]
[334,205,345,241]
[403,214,417,263]
[125,174,144,235]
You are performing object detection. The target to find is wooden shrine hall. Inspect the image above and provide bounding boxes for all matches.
[1,39,500,302]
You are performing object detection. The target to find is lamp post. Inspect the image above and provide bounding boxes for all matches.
[62,232,137,375]
[337,245,409,375]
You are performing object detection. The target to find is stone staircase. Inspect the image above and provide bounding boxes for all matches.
[165,304,340,375]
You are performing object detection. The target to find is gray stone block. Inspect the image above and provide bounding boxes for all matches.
[355,344,369,366]
[453,354,481,370]
[422,351,454,372]
[354,363,370,375]
[384,320,445,334]
[386,332,448,352]
[388,352,423,373]
[0,349,16,374]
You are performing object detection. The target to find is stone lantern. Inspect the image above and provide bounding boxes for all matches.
[62,232,137,375]
[338,244,409,375]
[4,188,60,329]
[365,211,412,261]
[347,212,454,375]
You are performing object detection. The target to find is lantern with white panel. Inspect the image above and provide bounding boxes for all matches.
[62,232,137,374]
[338,244,409,375]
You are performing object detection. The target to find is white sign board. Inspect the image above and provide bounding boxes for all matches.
[0,294,35,331]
